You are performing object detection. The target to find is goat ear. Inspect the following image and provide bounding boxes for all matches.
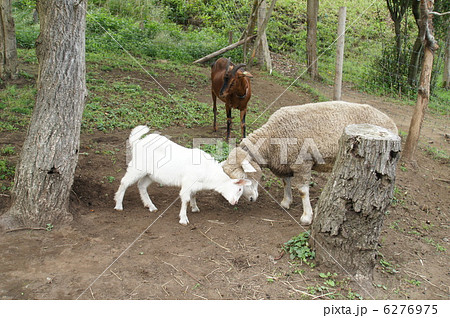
[233,179,252,186]
[241,71,253,78]
[241,160,257,173]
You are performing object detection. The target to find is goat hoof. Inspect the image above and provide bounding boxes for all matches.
[179,218,189,226]
[114,206,123,211]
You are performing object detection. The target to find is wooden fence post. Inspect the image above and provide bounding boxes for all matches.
[311,124,401,283]
[333,6,346,101]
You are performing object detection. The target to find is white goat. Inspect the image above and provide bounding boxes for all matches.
[114,125,250,225]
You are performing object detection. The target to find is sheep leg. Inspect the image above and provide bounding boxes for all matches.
[212,93,218,132]
[298,184,313,225]
[114,166,146,211]
[280,177,293,209]
[190,193,200,213]
[240,109,246,138]
[226,107,232,140]
[291,163,314,225]
[137,175,158,212]
[179,190,191,225]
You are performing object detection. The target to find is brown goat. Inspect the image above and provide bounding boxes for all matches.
[211,57,253,139]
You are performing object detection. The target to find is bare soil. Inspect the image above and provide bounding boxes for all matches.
[0,59,449,300]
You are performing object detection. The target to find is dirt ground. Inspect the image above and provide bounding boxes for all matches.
[0,58,449,300]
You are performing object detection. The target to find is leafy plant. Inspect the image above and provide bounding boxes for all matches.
[283,231,315,266]
[379,256,398,274]
[406,279,421,287]
[319,272,338,287]
[0,145,15,156]
[0,160,15,180]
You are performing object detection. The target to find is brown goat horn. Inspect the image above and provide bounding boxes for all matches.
[231,63,246,77]
[220,58,234,96]
[225,58,232,75]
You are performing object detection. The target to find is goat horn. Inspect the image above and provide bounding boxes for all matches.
[231,63,246,77]
[225,58,232,75]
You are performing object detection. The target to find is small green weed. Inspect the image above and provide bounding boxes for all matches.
[424,146,450,164]
[283,231,315,267]
[391,186,406,206]
[347,289,363,300]
[374,283,387,290]
[319,272,338,287]
[406,279,421,287]
[103,176,116,183]
[0,160,15,180]
[423,237,447,252]
[379,256,398,274]
[199,140,231,162]
[0,145,15,156]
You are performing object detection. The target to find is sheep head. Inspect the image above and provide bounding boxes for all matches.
[222,147,261,202]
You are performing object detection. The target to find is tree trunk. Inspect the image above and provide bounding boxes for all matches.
[311,124,401,282]
[407,0,423,87]
[242,0,260,64]
[0,0,87,231]
[256,0,273,73]
[443,25,450,89]
[0,0,18,80]
[306,0,319,80]
[402,0,437,162]
[248,0,277,69]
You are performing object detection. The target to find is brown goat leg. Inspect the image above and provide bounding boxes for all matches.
[212,93,217,131]
[240,109,246,138]
[226,108,232,140]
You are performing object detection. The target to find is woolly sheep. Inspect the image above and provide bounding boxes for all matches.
[114,125,251,225]
[221,101,398,225]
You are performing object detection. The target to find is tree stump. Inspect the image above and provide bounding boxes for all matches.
[310,124,401,282]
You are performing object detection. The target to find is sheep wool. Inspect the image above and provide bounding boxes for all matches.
[222,101,398,225]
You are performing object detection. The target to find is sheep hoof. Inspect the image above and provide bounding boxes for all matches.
[114,206,123,211]
[191,208,200,213]
[280,200,291,209]
[300,216,312,226]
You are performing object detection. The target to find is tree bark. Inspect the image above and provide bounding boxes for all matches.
[247,0,277,69]
[256,0,273,73]
[306,0,319,80]
[407,0,423,87]
[311,124,401,282]
[0,0,18,80]
[242,0,260,64]
[443,25,450,89]
[402,0,437,162]
[192,35,256,64]
[0,0,87,230]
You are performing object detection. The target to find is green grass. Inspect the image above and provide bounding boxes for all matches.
[0,84,36,132]
[0,145,16,193]
[423,145,450,164]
